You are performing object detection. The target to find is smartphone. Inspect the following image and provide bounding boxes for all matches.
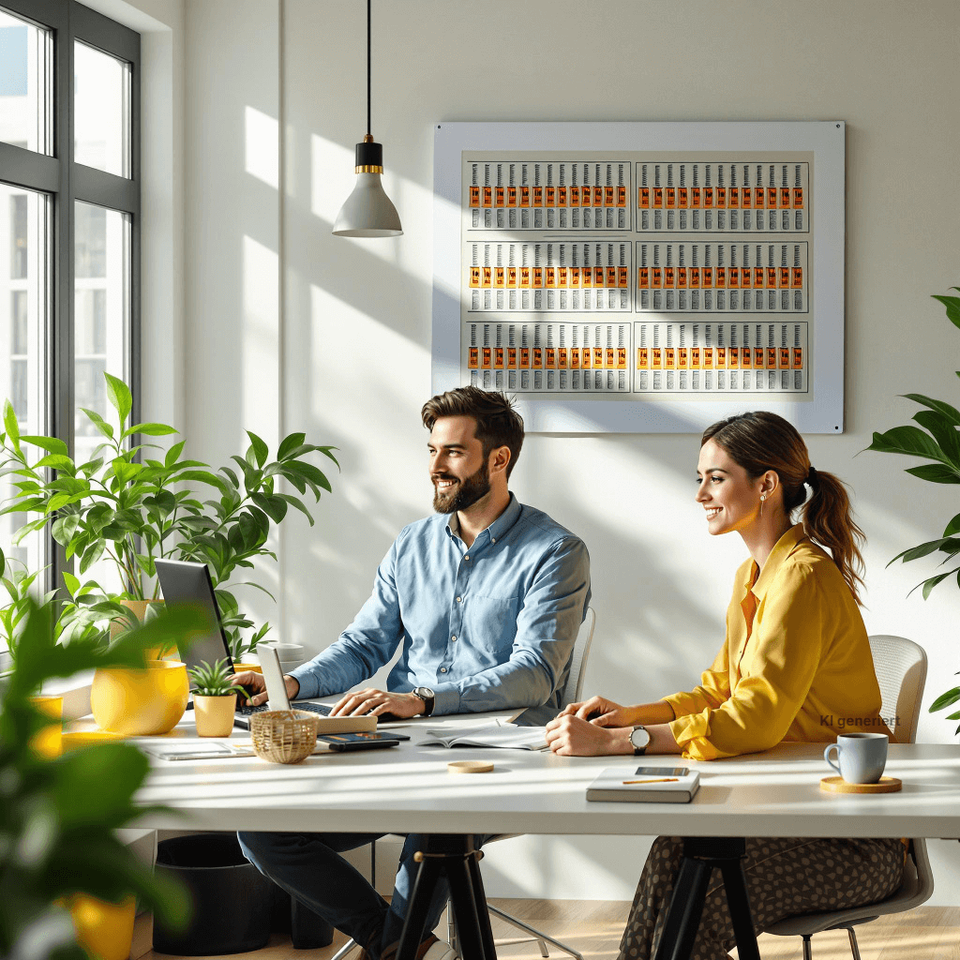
[318,732,404,751]
[633,766,689,777]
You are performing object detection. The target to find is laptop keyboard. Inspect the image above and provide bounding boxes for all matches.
[236,700,332,717]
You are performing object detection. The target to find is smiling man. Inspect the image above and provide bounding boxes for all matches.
[237,385,590,960]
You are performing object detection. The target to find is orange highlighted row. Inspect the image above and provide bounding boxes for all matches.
[468,346,628,371]
[637,346,803,371]
[470,266,630,289]
[639,186,803,211]
[638,266,802,291]
[470,185,628,209]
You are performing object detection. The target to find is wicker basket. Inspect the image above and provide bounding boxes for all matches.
[250,710,320,764]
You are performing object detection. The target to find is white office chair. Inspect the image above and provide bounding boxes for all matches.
[463,607,597,960]
[332,608,597,960]
[765,634,933,960]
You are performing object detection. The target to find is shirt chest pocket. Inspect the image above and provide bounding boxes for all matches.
[460,594,522,665]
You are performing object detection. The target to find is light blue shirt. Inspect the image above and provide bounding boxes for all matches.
[290,494,591,715]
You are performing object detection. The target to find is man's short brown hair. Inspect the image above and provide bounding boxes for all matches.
[421,386,524,479]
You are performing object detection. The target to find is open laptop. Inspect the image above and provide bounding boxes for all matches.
[154,558,331,730]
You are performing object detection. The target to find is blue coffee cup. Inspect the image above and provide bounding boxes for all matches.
[824,733,888,784]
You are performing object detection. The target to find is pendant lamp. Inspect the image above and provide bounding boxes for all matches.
[333,0,402,237]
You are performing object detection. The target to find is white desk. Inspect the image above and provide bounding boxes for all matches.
[133,720,960,840]
[130,723,960,960]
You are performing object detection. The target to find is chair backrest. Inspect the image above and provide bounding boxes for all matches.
[868,634,927,745]
[558,607,596,708]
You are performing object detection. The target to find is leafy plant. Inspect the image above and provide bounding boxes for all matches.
[0,596,206,959]
[0,372,338,657]
[867,287,960,730]
[187,658,246,698]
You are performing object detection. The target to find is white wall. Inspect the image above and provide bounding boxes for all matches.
[173,0,960,902]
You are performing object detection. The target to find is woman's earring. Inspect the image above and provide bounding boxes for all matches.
[759,493,766,516]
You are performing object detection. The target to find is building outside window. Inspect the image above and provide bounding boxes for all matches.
[0,1,140,650]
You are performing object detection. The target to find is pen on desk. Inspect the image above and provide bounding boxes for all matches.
[622,778,680,785]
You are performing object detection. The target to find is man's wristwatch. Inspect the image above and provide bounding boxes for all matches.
[413,686,436,717]
[630,725,651,756]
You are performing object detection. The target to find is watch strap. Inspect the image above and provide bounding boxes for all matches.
[414,686,435,717]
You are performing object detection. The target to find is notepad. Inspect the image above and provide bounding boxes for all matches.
[586,767,700,803]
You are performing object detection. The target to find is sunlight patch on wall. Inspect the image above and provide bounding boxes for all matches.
[245,104,279,189]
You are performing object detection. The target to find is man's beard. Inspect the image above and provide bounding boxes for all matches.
[432,460,491,514]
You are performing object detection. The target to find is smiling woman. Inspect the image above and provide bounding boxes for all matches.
[545,410,901,960]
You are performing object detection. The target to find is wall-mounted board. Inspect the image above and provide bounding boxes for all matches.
[432,121,845,434]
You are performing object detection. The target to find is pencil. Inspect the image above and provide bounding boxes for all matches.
[621,778,680,784]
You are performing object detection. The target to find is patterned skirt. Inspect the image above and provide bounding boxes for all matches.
[619,836,905,960]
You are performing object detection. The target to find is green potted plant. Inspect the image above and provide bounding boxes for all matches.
[0,372,338,659]
[0,595,203,959]
[868,285,960,731]
[187,658,247,737]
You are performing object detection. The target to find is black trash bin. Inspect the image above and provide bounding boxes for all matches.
[154,833,274,955]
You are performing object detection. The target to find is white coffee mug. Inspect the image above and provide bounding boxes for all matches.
[824,733,888,784]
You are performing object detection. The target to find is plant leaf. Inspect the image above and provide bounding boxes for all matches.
[104,371,133,426]
[246,431,268,468]
[905,463,960,484]
[913,410,960,466]
[866,425,949,462]
[932,293,960,330]
[902,393,960,426]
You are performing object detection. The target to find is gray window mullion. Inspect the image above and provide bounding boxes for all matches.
[73,164,139,216]
[72,1,139,62]
[0,144,60,192]
[0,0,66,30]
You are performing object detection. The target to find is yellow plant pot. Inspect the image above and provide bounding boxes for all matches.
[91,660,189,736]
[67,894,136,960]
[110,598,176,658]
[29,695,63,758]
[232,661,262,675]
[193,694,237,737]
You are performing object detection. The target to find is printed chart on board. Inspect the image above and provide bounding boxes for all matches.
[433,123,845,433]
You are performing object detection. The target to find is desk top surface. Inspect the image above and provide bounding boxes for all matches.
[124,713,960,839]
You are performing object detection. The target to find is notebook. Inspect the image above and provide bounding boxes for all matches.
[586,766,701,803]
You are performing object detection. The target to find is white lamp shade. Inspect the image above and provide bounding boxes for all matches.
[333,171,403,237]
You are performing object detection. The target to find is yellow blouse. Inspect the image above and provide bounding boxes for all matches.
[665,524,888,761]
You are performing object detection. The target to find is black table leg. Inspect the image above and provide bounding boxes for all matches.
[397,834,497,960]
[652,837,759,960]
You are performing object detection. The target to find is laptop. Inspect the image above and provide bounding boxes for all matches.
[154,558,331,730]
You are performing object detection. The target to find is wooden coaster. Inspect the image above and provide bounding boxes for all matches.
[448,760,494,774]
[820,775,902,794]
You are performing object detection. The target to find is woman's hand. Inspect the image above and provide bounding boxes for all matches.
[561,695,638,727]
[545,714,633,756]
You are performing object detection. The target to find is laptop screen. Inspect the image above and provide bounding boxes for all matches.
[154,559,235,674]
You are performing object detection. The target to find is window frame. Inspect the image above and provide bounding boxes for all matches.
[0,0,140,663]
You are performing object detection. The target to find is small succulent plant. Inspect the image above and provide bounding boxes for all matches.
[187,658,246,698]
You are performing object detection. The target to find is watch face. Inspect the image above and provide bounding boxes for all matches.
[631,726,651,749]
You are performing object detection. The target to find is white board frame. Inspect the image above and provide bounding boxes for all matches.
[432,121,845,434]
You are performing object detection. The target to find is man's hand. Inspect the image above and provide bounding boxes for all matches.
[328,688,427,719]
[545,714,633,756]
[229,671,299,707]
[560,695,637,727]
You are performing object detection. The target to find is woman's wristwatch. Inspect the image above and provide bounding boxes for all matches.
[630,725,651,756]
[413,686,435,717]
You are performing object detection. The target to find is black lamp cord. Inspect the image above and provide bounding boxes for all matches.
[366,0,371,137]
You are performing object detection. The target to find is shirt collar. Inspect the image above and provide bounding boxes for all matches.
[747,523,808,602]
[444,492,522,546]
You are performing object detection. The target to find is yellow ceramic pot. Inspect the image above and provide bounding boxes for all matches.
[29,695,63,758]
[91,660,189,736]
[67,894,136,960]
[194,694,238,737]
[110,598,176,658]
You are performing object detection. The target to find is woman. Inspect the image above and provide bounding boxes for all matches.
[545,411,903,960]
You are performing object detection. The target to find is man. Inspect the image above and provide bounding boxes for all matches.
[237,386,590,960]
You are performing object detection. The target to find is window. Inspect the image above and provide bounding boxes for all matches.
[0,0,140,654]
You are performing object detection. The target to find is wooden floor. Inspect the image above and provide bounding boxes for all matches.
[140,902,960,960]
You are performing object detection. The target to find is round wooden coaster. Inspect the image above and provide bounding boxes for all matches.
[448,760,494,774]
[820,775,902,794]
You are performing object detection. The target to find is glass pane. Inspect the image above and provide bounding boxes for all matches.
[74,200,129,593]
[0,183,49,585]
[0,9,50,154]
[74,40,130,177]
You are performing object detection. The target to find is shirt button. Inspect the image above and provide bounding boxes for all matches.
[451,635,457,642]
[440,667,447,673]
[491,538,496,544]
[464,555,470,561]
[456,596,462,603]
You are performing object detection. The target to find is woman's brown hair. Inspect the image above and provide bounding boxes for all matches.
[702,411,865,602]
